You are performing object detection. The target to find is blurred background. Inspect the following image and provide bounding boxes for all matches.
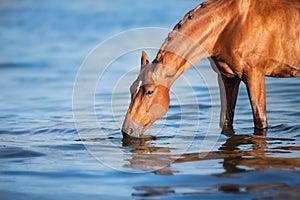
[0,0,200,135]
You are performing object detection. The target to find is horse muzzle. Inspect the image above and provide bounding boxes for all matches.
[122,113,144,138]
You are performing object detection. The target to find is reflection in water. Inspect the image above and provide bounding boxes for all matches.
[123,128,300,198]
[133,183,300,198]
[219,128,300,174]
[123,128,300,173]
[122,136,176,172]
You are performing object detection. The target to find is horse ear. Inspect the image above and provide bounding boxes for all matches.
[141,51,149,66]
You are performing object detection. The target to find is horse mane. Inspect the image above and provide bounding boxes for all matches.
[173,0,221,31]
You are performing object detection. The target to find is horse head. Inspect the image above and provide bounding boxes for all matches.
[122,51,170,138]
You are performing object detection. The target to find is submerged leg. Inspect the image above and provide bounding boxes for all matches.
[218,74,241,128]
[243,68,268,129]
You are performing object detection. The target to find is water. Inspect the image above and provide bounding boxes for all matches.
[1,0,300,199]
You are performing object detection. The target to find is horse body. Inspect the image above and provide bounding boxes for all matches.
[213,0,300,78]
[122,0,300,137]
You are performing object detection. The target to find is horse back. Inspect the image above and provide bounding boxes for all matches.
[216,0,300,78]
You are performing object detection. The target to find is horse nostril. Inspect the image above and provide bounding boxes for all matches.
[122,127,136,138]
[128,128,134,135]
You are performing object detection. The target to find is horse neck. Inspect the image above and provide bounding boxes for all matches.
[152,0,237,87]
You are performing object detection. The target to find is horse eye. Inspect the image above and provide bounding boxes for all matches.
[146,90,155,96]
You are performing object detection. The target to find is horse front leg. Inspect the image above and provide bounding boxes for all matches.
[243,68,268,129]
[218,74,241,129]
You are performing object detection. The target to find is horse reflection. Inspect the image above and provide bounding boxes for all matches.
[219,128,268,173]
[123,128,300,174]
[220,128,300,173]
[122,136,176,173]
[126,128,300,197]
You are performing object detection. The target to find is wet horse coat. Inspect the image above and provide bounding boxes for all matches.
[122,0,300,137]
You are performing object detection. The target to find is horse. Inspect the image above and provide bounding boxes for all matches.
[122,0,300,138]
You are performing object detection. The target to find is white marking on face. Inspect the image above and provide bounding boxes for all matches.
[136,80,143,94]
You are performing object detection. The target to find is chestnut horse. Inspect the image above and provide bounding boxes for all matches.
[122,0,300,137]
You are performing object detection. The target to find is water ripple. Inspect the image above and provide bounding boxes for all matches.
[0,147,45,159]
